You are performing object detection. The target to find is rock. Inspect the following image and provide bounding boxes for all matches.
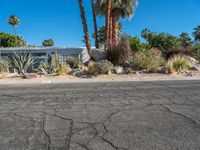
[186,56,200,71]
[91,49,107,62]
[71,69,82,77]
[113,66,124,75]
[191,64,200,71]
[186,56,199,65]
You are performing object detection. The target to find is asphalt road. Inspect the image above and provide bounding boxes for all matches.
[0,80,200,150]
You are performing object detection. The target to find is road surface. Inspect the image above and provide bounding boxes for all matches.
[0,80,200,150]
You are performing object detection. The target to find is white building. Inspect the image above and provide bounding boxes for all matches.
[0,47,90,69]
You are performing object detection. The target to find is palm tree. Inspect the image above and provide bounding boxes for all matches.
[42,39,54,47]
[105,0,111,49]
[193,25,200,42]
[179,32,192,49]
[78,0,91,57]
[8,15,20,35]
[91,0,99,49]
[141,28,151,40]
[96,0,138,44]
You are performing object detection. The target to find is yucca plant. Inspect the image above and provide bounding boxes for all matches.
[166,55,192,74]
[8,51,33,79]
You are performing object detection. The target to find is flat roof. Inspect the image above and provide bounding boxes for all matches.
[0,47,85,51]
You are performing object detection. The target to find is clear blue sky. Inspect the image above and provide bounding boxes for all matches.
[1,0,200,47]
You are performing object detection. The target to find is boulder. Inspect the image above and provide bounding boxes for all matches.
[71,69,82,77]
[186,56,200,71]
[91,49,107,62]
[113,66,124,75]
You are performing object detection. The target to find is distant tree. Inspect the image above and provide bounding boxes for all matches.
[8,15,20,35]
[141,29,180,57]
[0,32,26,47]
[179,32,192,49]
[141,28,151,40]
[78,0,91,57]
[193,25,200,42]
[193,25,200,60]
[42,39,54,47]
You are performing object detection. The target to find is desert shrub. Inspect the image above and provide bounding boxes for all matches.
[0,59,8,73]
[58,65,71,76]
[166,55,192,73]
[132,48,165,70]
[88,61,99,75]
[0,60,8,79]
[66,56,81,69]
[98,60,113,74]
[108,35,132,65]
[8,52,33,79]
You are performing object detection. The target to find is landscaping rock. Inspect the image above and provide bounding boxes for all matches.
[91,49,107,62]
[113,66,124,75]
[71,69,82,77]
[186,56,200,71]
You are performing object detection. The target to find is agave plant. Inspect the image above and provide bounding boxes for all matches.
[39,62,55,74]
[8,51,33,79]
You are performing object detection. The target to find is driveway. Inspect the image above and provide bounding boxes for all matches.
[0,80,200,150]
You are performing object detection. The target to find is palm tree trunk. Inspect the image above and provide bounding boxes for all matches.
[78,0,92,58]
[105,0,111,50]
[91,0,99,49]
[112,13,119,45]
[109,16,113,46]
[13,25,16,35]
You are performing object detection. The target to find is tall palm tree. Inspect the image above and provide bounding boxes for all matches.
[96,0,138,44]
[8,15,20,35]
[193,25,200,42]
[91,0,99,49]
[105,0,111,49]
[78,0,91,57]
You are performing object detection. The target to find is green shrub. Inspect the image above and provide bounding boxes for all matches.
[66,56,81,69]
[98,60,113,74]
[0,32,26,47]
[132,48,165,70]
[8,52,33,79]
[166,55,192,73]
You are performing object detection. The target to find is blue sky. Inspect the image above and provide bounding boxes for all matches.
[0,0,200,47]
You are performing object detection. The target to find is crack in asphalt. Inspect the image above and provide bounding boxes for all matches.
[42,115,51,150]
[160,104,200,129]
[1,81,200,150]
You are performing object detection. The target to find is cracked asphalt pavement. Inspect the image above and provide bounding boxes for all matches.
[0,80,200,150]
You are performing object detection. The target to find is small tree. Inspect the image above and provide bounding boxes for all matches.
[42,39,54,47]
